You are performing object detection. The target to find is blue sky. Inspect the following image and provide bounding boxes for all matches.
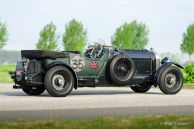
[0,0,194,54]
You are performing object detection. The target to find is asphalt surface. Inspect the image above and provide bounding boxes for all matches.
[0,84,194,121]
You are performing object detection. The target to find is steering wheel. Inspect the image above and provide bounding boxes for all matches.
[97,45,103,57]
[90,45,103,58]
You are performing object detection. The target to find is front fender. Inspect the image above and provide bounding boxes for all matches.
[46,61,78,89]
[154,62,183,85]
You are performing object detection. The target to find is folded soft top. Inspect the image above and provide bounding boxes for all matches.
[21,50,68,60]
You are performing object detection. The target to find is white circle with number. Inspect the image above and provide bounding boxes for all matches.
[70,56,85,72]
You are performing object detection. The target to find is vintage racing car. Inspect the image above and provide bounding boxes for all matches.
[9,44,184,97]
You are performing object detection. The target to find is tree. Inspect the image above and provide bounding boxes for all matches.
[180,23,194,63]
[63,19,87,52]
[36,22,58,51]
[111,21,149,50]
[0,20,8,49]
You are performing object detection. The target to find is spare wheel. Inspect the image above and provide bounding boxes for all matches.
[109,55,135,85]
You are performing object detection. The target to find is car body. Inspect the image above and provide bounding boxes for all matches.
[9,44,184,97]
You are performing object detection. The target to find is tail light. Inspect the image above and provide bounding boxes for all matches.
[15,61,24,81]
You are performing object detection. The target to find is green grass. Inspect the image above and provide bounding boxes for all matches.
[184,83,194,88]
[0,115,194,129]
[0,65,15,83]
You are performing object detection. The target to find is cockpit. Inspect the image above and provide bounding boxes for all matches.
[84,44,119,58]
[84,44,104,58]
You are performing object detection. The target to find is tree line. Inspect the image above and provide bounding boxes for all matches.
[0,18,194,63]
[35,20,149,52]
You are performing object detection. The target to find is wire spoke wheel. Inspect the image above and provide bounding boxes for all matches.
[52,74,66,91]
[22,86,45,95]
[114,60,130,78]
[110,55,135,85]
[165,73,177,88]
[158,66,183,94]
[45,66,74,97]
[130,83,152,93]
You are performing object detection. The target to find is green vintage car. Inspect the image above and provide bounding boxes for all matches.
[9,44,184,97]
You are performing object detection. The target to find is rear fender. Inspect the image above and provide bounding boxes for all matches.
[46,61,78,89]
[154,62,183,85]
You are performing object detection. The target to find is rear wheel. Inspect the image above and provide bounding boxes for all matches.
[44,66,74,97]
[158,66,183,94]
[22,86,45,95]
[130,83,152,93]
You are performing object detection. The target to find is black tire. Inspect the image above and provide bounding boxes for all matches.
[158,66,183,94]
[44,66,74,97]
[22,86,45,95]
[110,55,135,85]
[131,84,152,93]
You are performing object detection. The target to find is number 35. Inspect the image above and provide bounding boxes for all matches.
[72,59,84,69]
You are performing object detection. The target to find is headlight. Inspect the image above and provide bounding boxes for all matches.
[161,57,171,64]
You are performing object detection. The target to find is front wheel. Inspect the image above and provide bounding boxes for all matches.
[44,66,74,97]
[158,66,183,94]
[22,86,45,95]
[130,84,152,93]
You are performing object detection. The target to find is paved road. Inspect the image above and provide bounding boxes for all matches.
[0,84,194,121]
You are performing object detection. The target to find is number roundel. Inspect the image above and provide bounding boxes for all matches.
[70,56,85,72]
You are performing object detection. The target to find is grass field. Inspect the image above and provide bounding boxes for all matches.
[0,65,15,83]
[0,115,194,129]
